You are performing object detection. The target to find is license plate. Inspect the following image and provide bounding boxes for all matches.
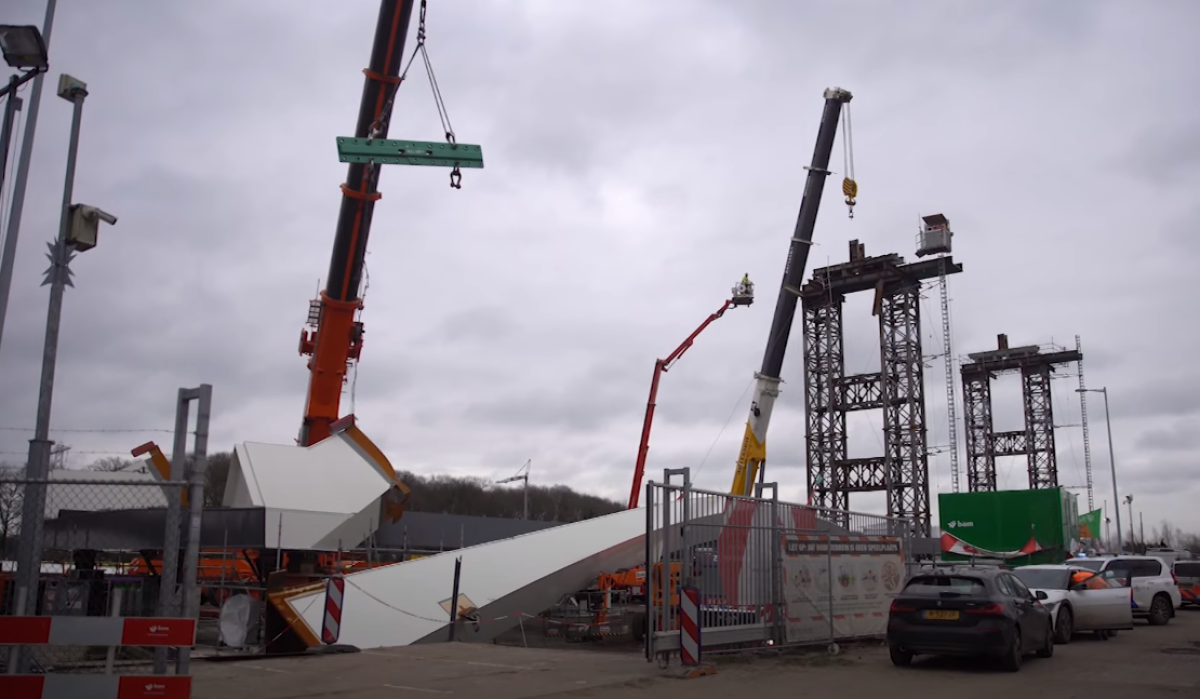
[923,609,960,621]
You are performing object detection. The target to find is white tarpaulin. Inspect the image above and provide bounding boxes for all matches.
[782,536,905,643]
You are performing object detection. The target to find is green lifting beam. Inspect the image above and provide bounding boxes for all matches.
[335,137,485,169]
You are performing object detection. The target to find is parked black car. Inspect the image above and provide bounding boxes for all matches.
[887,566,1055,672]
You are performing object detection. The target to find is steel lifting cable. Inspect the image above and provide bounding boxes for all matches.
[379,0,465,188]
[841,103,857,219]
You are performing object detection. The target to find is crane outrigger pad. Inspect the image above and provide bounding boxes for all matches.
[336,137,485,168]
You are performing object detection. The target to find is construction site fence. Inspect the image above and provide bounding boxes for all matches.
[0,476,203,679]
[645,468,916,663]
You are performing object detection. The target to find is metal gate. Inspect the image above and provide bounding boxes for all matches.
[644,467,915,663]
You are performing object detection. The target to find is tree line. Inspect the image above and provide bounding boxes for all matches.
[88,454,623,521]
[0,453,623,531]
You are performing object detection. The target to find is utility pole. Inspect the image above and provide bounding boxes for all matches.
[1103,499,1110,552]
[0,6,55,356]
[1079,387,1121,554]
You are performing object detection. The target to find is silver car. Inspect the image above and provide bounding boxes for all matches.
[1012,565,1133,643]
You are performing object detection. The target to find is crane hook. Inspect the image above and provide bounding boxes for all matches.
[842,177,858,219]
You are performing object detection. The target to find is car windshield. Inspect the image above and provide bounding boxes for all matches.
[902,575,987,596]
[1070,559,1104,572]
[1013,568,1070,590]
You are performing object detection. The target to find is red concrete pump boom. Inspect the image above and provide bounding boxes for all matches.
[627,279,754,508]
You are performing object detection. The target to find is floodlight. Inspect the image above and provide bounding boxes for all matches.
[0,25,49,71]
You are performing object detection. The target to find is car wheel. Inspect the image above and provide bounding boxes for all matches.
[1054,606,1073,644]
[999,628,1022,672]
[889,643,913,667]
[1036,622,1054,658]
[1149,594,1172,626]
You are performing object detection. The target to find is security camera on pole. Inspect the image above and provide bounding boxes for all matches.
[13,73,118,630]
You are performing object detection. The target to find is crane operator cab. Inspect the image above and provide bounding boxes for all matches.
[732,274,755,307]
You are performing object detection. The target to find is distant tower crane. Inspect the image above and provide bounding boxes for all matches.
[627,278,754,508]
[729,87,854,497]
[496,460,531,520]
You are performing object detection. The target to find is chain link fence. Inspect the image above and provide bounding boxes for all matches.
[0,475,202,677]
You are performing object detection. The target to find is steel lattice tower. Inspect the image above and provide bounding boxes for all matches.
[937,257,961,493]
[801,239,962,536]
[1075,335,1095,511]
[960,335,1083,492]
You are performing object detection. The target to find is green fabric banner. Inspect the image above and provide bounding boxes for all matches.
[1079,508,1103,539]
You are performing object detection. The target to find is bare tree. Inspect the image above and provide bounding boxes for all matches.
[203,452,232,508]
[89,456,140,472]
[0,463,24,553]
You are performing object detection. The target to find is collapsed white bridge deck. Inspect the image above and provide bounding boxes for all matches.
[288,508,647,647]
[222,420,649,648]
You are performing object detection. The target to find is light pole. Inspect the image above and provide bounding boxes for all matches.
[0,7,56,357]
[1124,495,1135,550]
[13,74,118,621]
[0,24,49,188]
[1077,387,1121,553]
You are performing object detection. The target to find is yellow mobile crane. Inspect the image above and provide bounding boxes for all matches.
[729,88,856,497]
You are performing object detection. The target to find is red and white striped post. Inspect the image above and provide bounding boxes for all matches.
[322,574,345,644]
[679,585,701,666]
[0,616,196,699]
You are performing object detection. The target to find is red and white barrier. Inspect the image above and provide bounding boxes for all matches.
[323,574,345,644]
[0,616,195,699]
[679,585,701,666]
[1,675,191,699]
[0,616,195,647]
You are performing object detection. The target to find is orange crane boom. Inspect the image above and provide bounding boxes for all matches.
[297,0,418,446]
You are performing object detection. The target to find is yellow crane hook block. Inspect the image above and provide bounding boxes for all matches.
[843,177,858,218]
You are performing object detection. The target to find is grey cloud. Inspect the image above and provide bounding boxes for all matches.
[2,0,1198,529]
[1135,420,1200,453]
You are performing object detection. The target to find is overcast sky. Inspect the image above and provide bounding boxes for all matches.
[1,0,1197,535]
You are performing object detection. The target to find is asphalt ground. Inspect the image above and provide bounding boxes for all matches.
[191,607,1200,697]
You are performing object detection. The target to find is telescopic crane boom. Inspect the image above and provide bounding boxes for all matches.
[628,278,754,508]
[297,0,417,446]
[729,87,854,497]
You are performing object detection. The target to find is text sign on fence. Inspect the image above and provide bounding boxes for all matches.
[782,536,905,644]
[785,539,903,556]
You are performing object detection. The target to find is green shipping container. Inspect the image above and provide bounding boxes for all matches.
[938,488,1080,567]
